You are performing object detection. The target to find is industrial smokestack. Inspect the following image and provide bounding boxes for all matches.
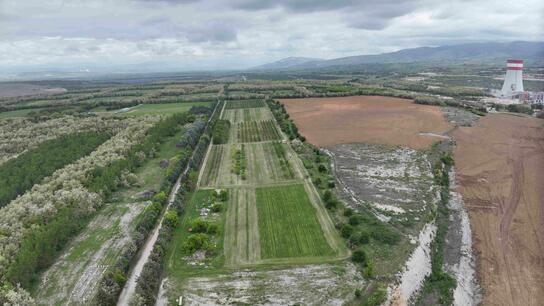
[501,59,524,97]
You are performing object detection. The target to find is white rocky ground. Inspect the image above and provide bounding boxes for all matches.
[386,222,436,306]
[445,170,481,306]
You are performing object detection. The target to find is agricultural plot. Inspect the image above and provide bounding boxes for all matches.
[166,189,227,278]
[225,99,266,109]
[256,184,334,259]
[35,201,148,305]
[223,188,260,267]
[199,145,224,186]
[222,107,273,123]
[237,120,282,143]
[200,142,298,188]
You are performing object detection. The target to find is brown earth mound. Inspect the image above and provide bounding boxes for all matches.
[452,114,544,305]
[280,96,453,150]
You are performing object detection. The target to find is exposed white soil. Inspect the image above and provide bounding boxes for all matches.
[386,222,437,306]
[177,263,364,306]
[445,170,481,306]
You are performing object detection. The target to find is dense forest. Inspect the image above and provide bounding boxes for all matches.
[0,132,110,208]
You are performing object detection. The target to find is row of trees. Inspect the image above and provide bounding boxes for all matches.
[132,102,222,304]
[0,116,160,302]
[0,115,126,165]
[0,131,110,208]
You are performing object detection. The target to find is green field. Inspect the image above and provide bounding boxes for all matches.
[225,99,266,109]
[237,120,282,143]
[115,102,211,116]
[256,184,334,259]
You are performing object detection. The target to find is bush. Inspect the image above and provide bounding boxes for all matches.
[318,164,327,173]
[358,230,370,244]
[371,227,400,245]
[348,214,362,226]
[352,248,367,264]
[343,208,354,217]
[211,203,223,212]
[182,233,212,254]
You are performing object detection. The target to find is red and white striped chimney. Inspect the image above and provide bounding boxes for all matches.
[501,59,524,97]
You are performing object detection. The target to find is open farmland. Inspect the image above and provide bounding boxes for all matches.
[161,96,347,305]
[256,184,334,259]
[452,114,544,305]
[281,96,454,149]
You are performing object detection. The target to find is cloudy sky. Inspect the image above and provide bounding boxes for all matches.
[0,0,542,72]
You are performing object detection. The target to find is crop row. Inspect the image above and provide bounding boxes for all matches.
[225,99,266,109]
[200,145,224,186]
[231,144,247,180]
[237,120,282,143]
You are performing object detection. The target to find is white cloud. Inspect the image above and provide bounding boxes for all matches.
[0,0,542,71]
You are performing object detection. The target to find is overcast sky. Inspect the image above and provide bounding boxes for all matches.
[0,0,542,72]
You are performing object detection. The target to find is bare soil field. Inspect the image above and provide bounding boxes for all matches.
[452,114,544,306]
[280,96,454,150]
[172,263,364,306]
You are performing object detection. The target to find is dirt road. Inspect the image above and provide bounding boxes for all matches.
[280,96,453,150]
[452,114,544,305]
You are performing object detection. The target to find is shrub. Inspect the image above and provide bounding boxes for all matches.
[343,208,354,217]
[318,164,327,173]
[340,224,353,238]
[182,233,211,254]
[211,203,223,212]
[348,214,362,226]
[352,248,367,264]
[358,230,370,244]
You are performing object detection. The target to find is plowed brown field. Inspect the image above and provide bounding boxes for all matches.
[280,96,453,149]
[452,114,544,306]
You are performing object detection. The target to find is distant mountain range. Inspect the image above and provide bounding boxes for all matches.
[253,41,544,70]
[254,57,325,70]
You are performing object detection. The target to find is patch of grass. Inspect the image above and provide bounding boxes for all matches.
[256,184,334,259]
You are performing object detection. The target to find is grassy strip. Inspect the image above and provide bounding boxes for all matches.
[415,154,456,305]
[0,131,110,208]
[256,184,334,259]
